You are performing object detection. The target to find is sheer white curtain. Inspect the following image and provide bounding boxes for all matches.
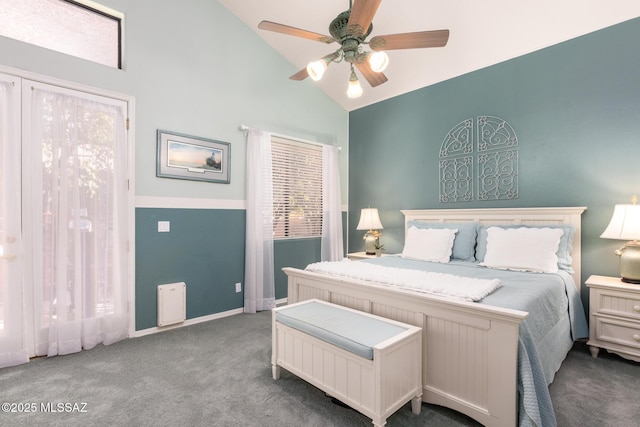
[244,129,276,313]
[0,76,29,368]
[321,145,344,261]
[26,83,129,357]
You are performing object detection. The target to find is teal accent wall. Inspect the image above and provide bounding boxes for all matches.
[273,211,348,299]
[349,18,640,306]
[274,239,320,299]
[136,209,347,329]
[135,208,245,330]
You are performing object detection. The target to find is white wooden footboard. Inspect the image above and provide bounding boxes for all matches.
[283,267,528,427]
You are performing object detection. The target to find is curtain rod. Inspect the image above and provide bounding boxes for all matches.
[239,124,341,151]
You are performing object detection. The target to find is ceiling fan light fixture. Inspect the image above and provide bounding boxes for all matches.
[257,1,451,98]
[307,59,328,81]
[347,68,363,98]
[368,50,388,73]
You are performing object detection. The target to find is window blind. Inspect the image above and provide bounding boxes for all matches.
[271,136,323,239]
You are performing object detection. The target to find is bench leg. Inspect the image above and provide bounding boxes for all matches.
[411,395,422,415]
[272,363,281,380]
[371,417,386,427]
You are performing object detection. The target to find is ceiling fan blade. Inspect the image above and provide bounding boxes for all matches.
[289,68,309,81]
[355,61,388,88]
[347,0,382,38]
[258,21,335,44]
[369,30,450,51]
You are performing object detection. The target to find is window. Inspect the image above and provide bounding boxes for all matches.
[271,136,323,239]
[0,0,122,69]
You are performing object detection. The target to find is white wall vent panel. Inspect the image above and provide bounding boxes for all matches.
[157,282,186,327]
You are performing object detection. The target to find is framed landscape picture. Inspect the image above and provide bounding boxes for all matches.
[156,130,230,184]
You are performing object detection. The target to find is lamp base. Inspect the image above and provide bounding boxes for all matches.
[619,242,640,284]
[363,231,378,256]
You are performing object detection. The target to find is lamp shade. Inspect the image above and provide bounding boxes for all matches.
[600,204,640,241]
[356,208,383,230]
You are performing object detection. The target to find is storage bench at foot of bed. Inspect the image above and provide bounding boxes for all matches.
[272,299,423,427]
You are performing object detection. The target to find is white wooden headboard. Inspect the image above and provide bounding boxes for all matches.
[401,207,587,289]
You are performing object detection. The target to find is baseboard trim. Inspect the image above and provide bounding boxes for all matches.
[133,307,244,338]
[132,298,288,338]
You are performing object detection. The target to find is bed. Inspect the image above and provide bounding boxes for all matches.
[282,207,588,427]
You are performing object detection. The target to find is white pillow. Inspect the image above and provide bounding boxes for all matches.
[401,227,457,263]
[479,227,564,273]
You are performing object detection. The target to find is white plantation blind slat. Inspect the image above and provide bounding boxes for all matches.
[271,136,323,239]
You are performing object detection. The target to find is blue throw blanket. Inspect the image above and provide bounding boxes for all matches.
[360,256,588,427]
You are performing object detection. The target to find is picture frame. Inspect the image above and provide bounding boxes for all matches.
[156,130,230,184]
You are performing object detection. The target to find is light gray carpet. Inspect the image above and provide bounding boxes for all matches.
[0,311,638,427]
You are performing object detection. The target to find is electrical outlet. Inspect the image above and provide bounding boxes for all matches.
[235,282,242,293]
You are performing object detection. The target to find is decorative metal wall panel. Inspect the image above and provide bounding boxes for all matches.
[439,156,473,202]
[477,116,518,152]
[439,116,518,203]
[478,149,518,200]
[440,119,473,158]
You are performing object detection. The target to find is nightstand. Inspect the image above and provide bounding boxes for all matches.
[586,275,640,363]
[347,252,384,260]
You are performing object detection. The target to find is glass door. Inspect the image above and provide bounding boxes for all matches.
[0,71,131,369]
[22,80,130,357]
[0,72,27,368]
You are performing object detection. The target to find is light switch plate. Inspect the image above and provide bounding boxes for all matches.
[158,221,170,232]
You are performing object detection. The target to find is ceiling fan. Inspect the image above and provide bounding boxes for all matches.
[258,0,449,98]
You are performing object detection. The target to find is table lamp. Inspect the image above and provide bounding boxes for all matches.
[356,208,383,255]
[600,196,640,283]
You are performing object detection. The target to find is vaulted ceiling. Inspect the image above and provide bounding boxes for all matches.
[219,0,640,111]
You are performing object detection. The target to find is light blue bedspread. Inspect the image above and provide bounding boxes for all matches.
[359,256,588,427]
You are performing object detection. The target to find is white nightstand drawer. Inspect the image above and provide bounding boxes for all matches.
[592,314,640,350]
[592,289,640,321]
[587,275,640,362]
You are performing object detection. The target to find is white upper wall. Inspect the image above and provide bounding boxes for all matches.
[0,0,349,203]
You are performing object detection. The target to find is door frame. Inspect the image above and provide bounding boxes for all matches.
[0,64,136,339]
